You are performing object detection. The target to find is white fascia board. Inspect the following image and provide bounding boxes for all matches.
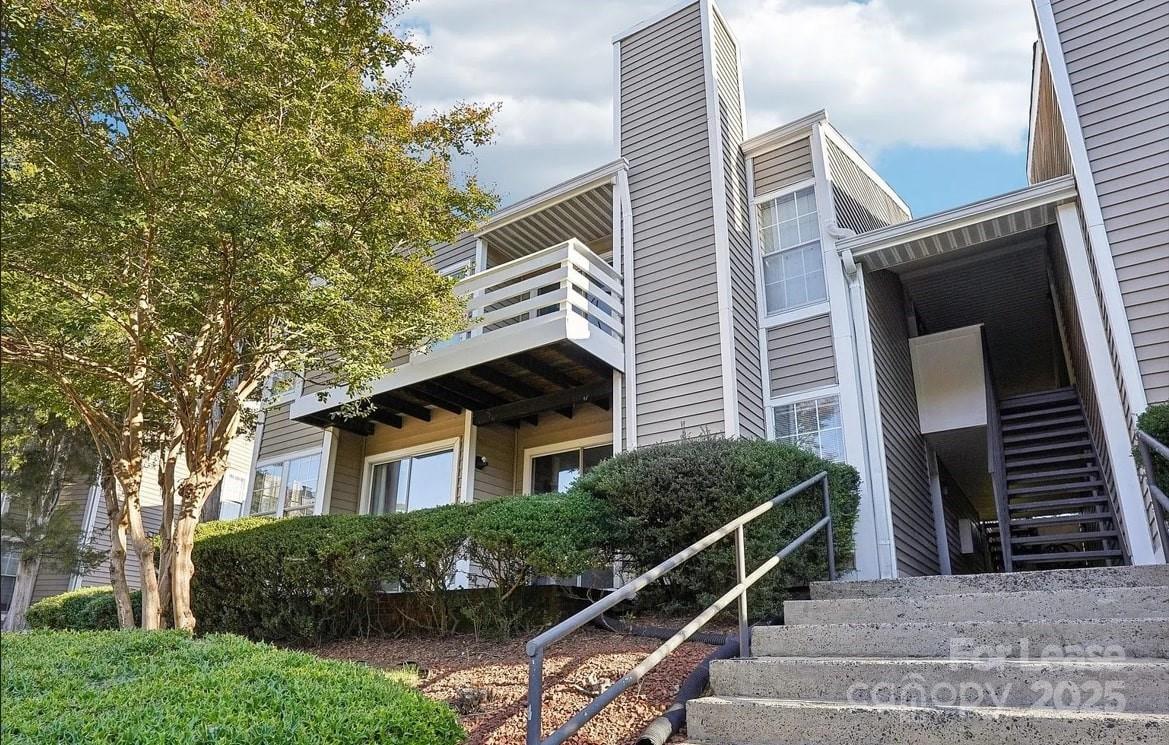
[820,123,912,218]
[1025,41,1045,183]
[837,176,1078,259]
[612,0,700,43]
[741,110,827,157]
[477,159,629,237]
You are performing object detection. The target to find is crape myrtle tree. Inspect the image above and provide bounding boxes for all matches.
[0,376,106,631]
[1,0,496,631]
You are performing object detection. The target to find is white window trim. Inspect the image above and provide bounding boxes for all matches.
[522,434,614,494]
[767,389,846,462]
[250,447,324,518]
[358,437,462,515]
[753,179,827,319]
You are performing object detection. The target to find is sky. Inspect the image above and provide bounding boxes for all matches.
[398,0,1039,218]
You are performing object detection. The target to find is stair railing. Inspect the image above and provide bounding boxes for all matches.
[523,471,836,745]
[1135,428,1169,553]
[982,333,1014,571]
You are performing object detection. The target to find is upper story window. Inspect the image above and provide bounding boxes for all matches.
[773,394,843,461]
[250,451,321,517]
[758,186,827,315]
[264,369,302,406]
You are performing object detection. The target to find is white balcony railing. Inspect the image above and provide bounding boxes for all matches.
[290,239,625,419]
[452,238,624,346]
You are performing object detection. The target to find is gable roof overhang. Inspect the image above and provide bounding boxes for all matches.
[835,176,1078,272]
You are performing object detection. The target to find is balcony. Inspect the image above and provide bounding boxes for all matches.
[291,239,624,430]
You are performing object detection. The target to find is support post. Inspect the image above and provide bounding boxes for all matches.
[734,524,750,658]
[822,475,837,581]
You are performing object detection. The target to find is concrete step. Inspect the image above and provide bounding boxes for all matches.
[808,566,1169,601]
[685,696,1168,745]
[752,618,1169,659]
[709,657,1169,714]
[785,586,1168,625]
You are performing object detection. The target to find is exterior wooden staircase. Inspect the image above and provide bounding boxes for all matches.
[992,387,1124,569]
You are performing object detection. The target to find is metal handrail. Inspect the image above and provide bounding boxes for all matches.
[1136,429,1169,552]
[524,471,836,745]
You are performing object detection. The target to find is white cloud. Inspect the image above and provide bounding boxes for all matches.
[400,0,1037,202]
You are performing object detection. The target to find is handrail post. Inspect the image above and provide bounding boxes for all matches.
[821,474,837,581]
[527,648,543,745]
[734,524,750,658]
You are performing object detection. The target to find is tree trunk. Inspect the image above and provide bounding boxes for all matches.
[170,509,199,632]
[100,459,137,629]
[125,508,161,630]
[1,556,41,631]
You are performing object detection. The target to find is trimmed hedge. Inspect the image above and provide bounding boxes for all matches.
[25,586,141,630]
[570,436,860,620]
[0,630,463,745]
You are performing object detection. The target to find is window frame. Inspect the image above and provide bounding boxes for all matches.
[358,437,462,515]
[263,369,304,407]
[248,448,324,518]
[752,179,830,323]
[521,434,614,494]
[766,387,846,462]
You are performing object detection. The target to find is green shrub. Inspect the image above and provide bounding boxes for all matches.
[570,436,860,620]
[25,586,141,630]
[1138,402,1169,493]
[191,514,400,643]
[0,630,463,745]
[391,503,477,635]
[465,492,617,636]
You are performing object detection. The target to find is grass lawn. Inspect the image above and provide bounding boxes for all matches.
[0,630,464,745]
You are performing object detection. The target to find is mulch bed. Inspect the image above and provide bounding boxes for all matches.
[315,628,718,745]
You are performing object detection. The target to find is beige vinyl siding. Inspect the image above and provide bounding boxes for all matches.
[825,139,910,234]
[766,314,837,397]
[752,138,813,197]
[1047,226,1134,554]
[1052,0,1169,403]
[866,269,939,577]
[621,1,725,443]
[327,430,366,515]
[257,403,325,461]
[474,424,518,499]
[29,481,91,601]
[712,12,764,439]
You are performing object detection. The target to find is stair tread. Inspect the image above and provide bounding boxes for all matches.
[1008,480,1104,496]
[1007,466,1099,481]
[1011,530,1119,545]
[1000,404,1082,421]
[1003,415,1086,431]
[1009,495,1111,512]
[1006,453,1098,468]
[1014,549,1125,562]
[1003,426,1089,443]
[1004,439,1092,456]
[1008,513,1115,528]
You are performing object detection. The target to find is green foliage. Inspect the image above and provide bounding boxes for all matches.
[1138,402,1169,492]
[25,586,141,630]
[191,514,399,643]
[0,631,464,745]
[464,493,617,637]
[570,436,861,620]
[391,503,478,636]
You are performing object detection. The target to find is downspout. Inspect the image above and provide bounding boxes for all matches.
[840,247,897,579]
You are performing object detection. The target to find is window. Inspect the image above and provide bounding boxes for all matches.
[428,261,477,352]
[529,443,613,493]
[1,544,20,615]
[758,186,827,314]
[249,452,321,516]
[773,395,844,461]
[368,448,456,515]
[265,369,302,404]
